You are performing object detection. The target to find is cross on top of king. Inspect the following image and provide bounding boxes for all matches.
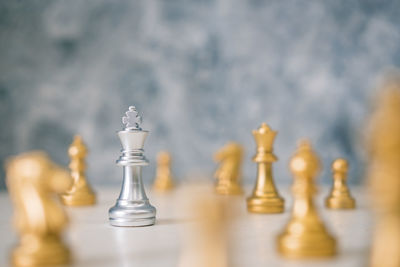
[122,106,142,130]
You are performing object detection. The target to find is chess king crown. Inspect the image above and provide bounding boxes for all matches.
[117,106,149,166]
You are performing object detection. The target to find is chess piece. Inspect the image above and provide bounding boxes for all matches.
[367,81,400,267]
[61,135,96,206]
[109,106,156,227]
[213,142,244,195]
[277,140,336,258]
[179,194,228,267]
[153,151,174,192]
[325,158,356,209]
[5,151,72,267]
[247,123,284,213]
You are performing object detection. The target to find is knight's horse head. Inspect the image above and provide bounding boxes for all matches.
[5,151,71,234]
[214,142,243,163]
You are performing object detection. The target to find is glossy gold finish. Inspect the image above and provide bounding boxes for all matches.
[368,81,400,267]
[247,123,284,213]
[5,151,72,267]
[277,140,336,259]
[153,151,174,192]
[214,142,243,195]
[61,135,96,206]
[325,158,356,209]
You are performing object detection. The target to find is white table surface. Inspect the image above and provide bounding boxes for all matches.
[0,184,373,267]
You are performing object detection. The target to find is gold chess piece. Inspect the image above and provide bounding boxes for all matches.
[277,140,336,259]
[247,123,284,213]
[368,81,400,267]
[61,135,96,206]
[153,151,174,192]
[214,142,244,195]
[179,194,229,267]
[325,158,356,209]
[5,151,72,267]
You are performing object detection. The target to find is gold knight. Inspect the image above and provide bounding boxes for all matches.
[6,151,72,267]
[214,142,244,195]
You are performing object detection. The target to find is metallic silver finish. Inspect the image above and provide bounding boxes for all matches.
[109,106,156,227]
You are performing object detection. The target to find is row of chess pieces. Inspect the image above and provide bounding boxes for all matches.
[4,80,400,267]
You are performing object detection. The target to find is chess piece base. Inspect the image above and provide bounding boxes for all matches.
[247,196,284,213]
[215,183,243,195]
[61,191,96,206]
[109,200,156,227]
[277,232,336,259]
[325,196,355,209]
[12,235,70,267]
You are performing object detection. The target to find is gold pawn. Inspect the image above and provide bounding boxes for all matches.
[153,151,175,192]
[247,123,284,213]
[214,142,244,195]
[6,151,72,266]
[325,158,356,209]
[277,140,336,259]
[61,135,96,206]
[368,81,400,267]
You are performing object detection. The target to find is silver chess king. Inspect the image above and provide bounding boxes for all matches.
[109,106,156,227]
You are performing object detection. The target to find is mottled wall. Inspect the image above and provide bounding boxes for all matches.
[1,0,400,189]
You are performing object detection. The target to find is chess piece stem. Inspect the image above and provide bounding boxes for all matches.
[153,151,174,192]
[6,152,72,266]
[214,142,244,195]
[61,135,96,206]
[109,106,156,227]
[325,158,355,209]
[368,82,400,267]
[247,123,284,213]
[277,140,336,258]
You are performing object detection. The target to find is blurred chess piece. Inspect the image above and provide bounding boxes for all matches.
[214,142,244,195]
[153,151,174,192]
[5,151,72,267]
[247,123,284,213]
[367,79,400,267]
[325,158,355,209]
[61,135,96,206]
[179,194,229,267]
[277,140,336,258]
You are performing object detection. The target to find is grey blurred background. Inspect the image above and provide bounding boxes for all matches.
[1,0,400,190]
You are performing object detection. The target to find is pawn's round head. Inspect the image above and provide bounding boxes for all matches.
[289,140,321,179]
[331,158,348,173]
[157,151,171,165]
